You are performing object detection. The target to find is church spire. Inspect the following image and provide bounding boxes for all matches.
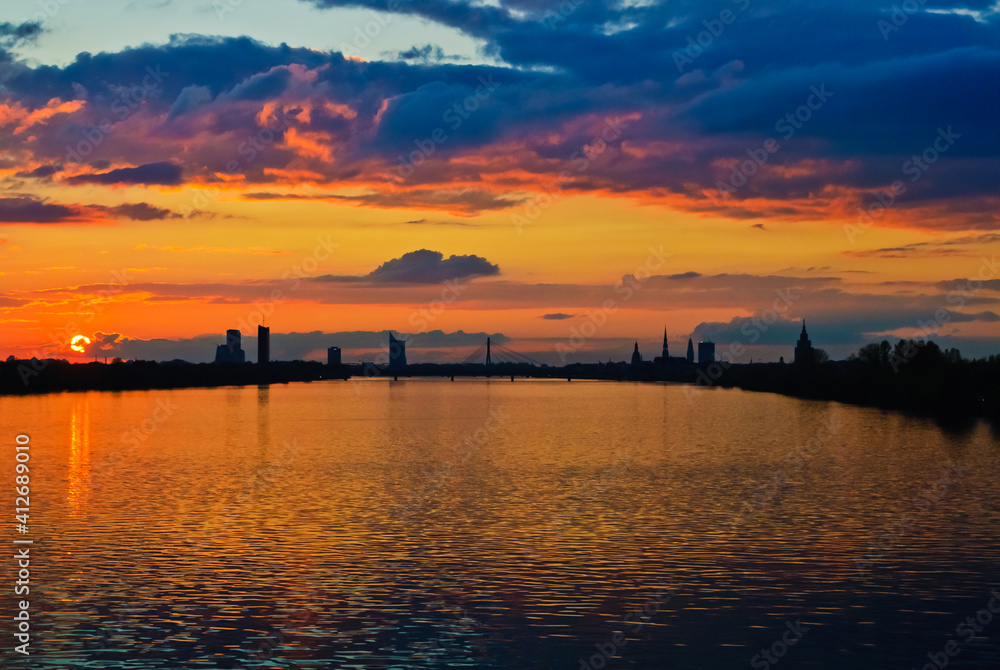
[662,327,668,358]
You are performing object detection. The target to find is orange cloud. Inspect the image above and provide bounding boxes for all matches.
[10,98,86,135]
[282,127,335,163]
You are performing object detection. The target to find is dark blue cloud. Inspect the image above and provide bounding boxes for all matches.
[15,164,62,179]
[0,21,42,47]
[316,249,500,283]
[68,162,183,185]
[0,1,996,225]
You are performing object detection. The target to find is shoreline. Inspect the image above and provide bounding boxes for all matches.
[3,358,997,422]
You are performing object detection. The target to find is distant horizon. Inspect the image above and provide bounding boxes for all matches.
[6,323,994,368]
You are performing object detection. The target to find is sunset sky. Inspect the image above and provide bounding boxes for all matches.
[1,0,998,364]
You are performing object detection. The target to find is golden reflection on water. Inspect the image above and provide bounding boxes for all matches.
[68,397,91,516]
[2,380,999,669]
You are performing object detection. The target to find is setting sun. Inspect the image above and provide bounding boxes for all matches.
[69,335,91,354]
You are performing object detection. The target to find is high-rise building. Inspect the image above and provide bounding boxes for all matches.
[328,346,341,366]
[388,332,407,372]
[214,329,246,363]
[794,321,814,364]
[686,338,695,363]
[698,340,715,364]
[257,325,269,365]
[631,341,642,366]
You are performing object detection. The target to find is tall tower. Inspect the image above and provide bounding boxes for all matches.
[227,329,241,356]
[631,341,642,366]
[698,340,715,364]
[327,346,341,366]
[794,320,813,364]
[686,338,695,363]
[388,332,407,372]
[257,325,269,365]
[215,329,246,363]
[662,328,669,359]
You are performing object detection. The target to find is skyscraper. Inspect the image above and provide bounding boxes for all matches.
[257,325,269,365]
[388,332,407,372]
[698,340,715,364]
[328,346,341,366]
[214,329,246,363]
[686,338,695,363]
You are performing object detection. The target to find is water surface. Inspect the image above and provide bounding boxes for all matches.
[2,379,999,668]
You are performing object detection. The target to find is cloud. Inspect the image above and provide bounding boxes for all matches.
[542,313,575,320]
[846,234,1000,258]
[316,249,500,284]
[0,12,993,225]
[135,244,291,254]
[0,196,75,223]
[239,190,525,217]
[98,203,179,221]
[14,164,63,179]
[0,21,42,47]
[933,278,1000,292]
[92,331,122,349]
[67,162,183,186]
[325,190,527,217]
[0,195,179,224]
[396,44,446,62]
[167,85,213,120]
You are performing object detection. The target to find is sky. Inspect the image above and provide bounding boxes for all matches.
[1,0,999,365]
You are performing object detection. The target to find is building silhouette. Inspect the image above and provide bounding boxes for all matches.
[652,331,697,380]
[388,333,407,373]
[631,342,642,367]
[686,338,695,363]
[698,340,715,364]
[257,325,269,365]
[794,321,814,364]
[214,329,245,363]
[328,346,341,366]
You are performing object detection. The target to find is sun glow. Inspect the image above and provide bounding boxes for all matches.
[70,335,91,353]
